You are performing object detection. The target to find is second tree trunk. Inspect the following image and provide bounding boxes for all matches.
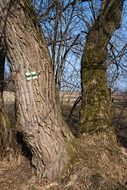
[80,0,124,133]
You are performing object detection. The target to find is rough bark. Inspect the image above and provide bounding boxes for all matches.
[80,0,124,133]
[0,41,5,107]
[0,108,11,157]
[0,17,12,157]
[0,0,72,180]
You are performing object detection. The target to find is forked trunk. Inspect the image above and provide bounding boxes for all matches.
[80,0,124,133]
[0,0,71,180]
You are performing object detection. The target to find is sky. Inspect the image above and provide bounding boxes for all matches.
[4,0,127,92]
[109,1,127,91]
[61,0,127,92]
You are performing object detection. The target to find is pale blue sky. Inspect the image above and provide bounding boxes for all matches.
[4,0,127,92]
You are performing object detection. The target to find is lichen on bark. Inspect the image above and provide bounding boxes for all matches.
[80,68,111,133]
[0,109,11,157]
[80,0,124,134]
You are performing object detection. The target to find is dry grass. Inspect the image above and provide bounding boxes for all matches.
[61,132,127,190]
[1,132,127,190]
[0,91,127,189]
[0,155,34,190]
[60,92,127,190]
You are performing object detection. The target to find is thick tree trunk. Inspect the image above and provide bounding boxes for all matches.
[0,0,72,180]
[80,0,124,133]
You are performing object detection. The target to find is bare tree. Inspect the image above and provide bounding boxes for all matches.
[31,0,127,94]
[32,0,84,90]
[0,0,72,180]
[80,0,124,133]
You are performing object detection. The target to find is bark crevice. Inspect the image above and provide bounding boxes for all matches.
[0,0,72,181]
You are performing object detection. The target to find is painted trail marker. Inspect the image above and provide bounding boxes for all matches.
[25,71,40,81]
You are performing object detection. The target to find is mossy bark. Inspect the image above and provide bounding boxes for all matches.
[0,39,16,157]
[80,0,124,133]
[0,109,11,157]
[0,44,5,108]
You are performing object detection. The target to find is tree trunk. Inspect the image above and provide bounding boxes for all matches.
[80,0,124,133]
[0,41,5,108]
[0,0,72,180]
[0,23,12,157]
[0,108,11,157]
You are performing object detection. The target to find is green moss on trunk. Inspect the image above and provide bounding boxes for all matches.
[80,0,123,134]
[0,109,11,157]
[80,68,112,133]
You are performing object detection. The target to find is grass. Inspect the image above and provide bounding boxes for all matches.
[62,132,127,189]
[0,91,127,189]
